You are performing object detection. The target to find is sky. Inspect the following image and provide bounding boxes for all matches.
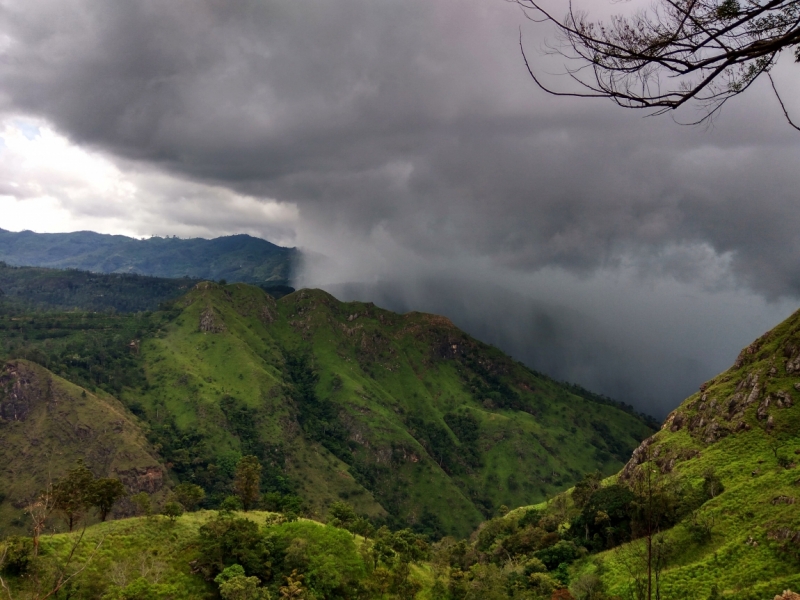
[1,0,799,417]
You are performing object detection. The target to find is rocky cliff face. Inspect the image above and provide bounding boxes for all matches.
[623,310,800,480]
[0,360,166,531]
[0,360,51,421]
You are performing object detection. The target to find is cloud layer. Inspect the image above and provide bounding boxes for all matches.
[1,0,799,415]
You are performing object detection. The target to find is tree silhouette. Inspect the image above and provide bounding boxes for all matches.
[516,0,800,128]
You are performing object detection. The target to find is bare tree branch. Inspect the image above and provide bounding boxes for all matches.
[768,72,800,129]
[515,0,800,126]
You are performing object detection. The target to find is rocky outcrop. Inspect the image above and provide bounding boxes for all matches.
[260,304,276,324]
[0,360,53,421]
[116,465,165,494]
[199,307,225,333]
[620,435,655,480]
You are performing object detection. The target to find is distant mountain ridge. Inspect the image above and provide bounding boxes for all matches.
[0,229,297,285]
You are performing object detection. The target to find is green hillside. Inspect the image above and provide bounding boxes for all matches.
[0,281,655,538]
[0,359,166,534]
[0,511,440,600]
[594,308,800,597]
[124,283,654,536]
[465,309,800,599]
[0,229,296,285]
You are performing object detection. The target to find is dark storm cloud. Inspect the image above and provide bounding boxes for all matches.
[2,0,800,414]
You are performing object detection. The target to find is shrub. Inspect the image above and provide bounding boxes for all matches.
[534,541,581,571]
[102,578,180,600]
[0,536,34,576]
[130,492,152,517]
[214,564,270,600]
[220,495,244,513]
[163,501,184,521]
[172,483,205,511]
[196,513,272,581]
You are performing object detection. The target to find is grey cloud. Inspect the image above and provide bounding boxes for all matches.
[2,0,800,414]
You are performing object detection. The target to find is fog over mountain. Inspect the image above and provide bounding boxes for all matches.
[1,0,799,417]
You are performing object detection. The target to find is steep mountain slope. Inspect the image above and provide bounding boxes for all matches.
[0,360,166,534]
[121,283,654,537]
[0,229,296,285]
[565,309,800,597]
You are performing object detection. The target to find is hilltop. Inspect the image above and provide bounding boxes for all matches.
[0,229,297,285]
[0,281,655,537]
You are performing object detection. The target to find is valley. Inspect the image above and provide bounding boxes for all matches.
[0,264,797,599]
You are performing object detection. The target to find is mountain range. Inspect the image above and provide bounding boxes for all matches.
[0,245,798,598]
[0,271,655,538]
[0,229,297,286]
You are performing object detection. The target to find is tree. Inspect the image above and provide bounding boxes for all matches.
[88,478,127,521]
[172,482,205,511]
[214,564,271,600]
[626,454,679,600]
[516,0,800,128]
[196,513,273,581]
[163,501,184,521]
[572,471,602,509]
[234,456,262,511]
[26,487,56,557]
[328,501,357,531]
[52,461,95,531]
[131,492,153,517]
[279,569,307,599]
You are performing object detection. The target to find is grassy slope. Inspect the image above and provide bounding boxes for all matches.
[569,310,800,598]
[128,283,654,537]
[0,360,165,534]
[0,230,296,285]
[4,511,419,600]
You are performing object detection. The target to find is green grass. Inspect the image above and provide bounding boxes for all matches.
[554,310,800,598]
[3,510,444,600]
[0,360,164,535]
[1,281,656,538]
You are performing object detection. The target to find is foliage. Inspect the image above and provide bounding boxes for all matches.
[572,484,635,552]
[0,278,655,538]
[102,577,181,600]
[284,352,353,464]
[88,478,128,521]
[196,513,273,581]
[171,483,205,511]
[0,536,34,576]
[0,262,199,314]
[52,461,95,531]
[235,456,263,511]
[130,492,153,517]
[215,564,271,600]
[163,502,184,521]
[533,540,581,571]
[267,521,367,598]
[261,492,303,515]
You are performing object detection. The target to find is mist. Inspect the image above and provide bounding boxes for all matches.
[296,241,797,419]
